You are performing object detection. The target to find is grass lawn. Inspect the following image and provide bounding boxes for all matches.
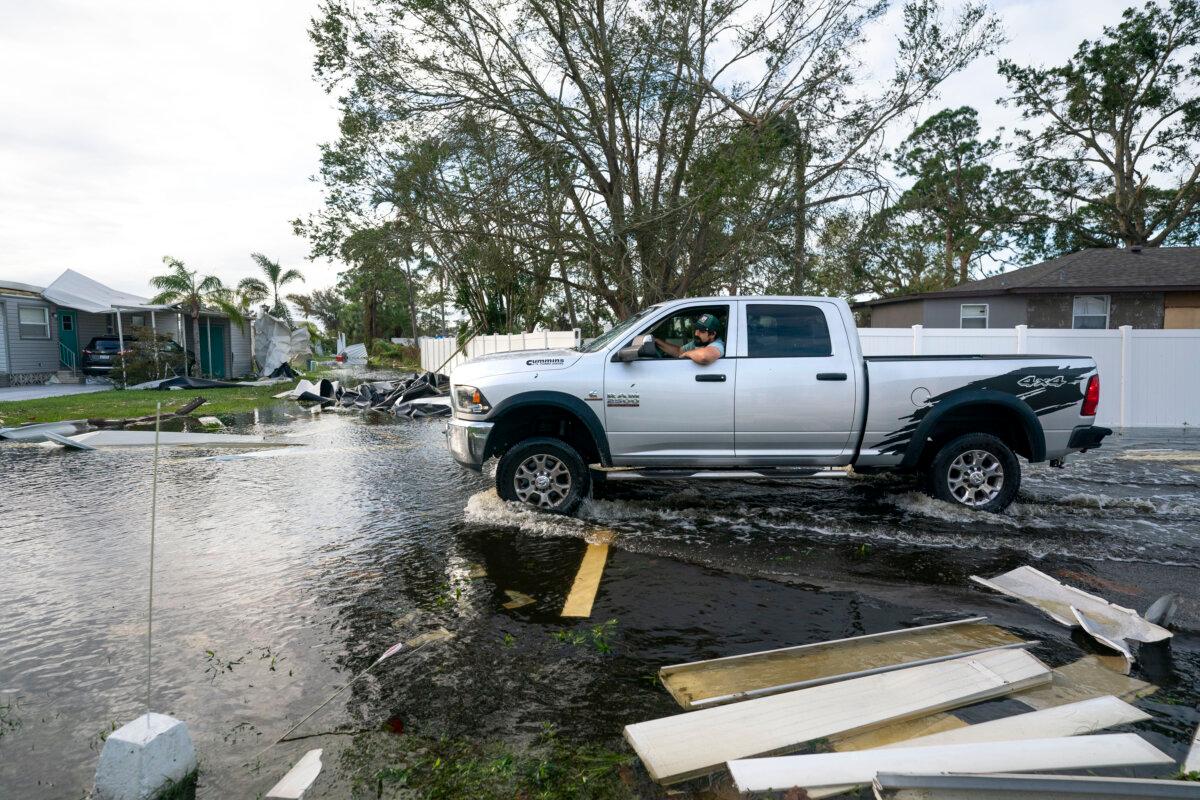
[0,383,290,425]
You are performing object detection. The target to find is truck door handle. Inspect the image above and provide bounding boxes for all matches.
[816,372,847,381]
[696,374,726,382]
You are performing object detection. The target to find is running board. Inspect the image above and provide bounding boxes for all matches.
[593,466,850,481]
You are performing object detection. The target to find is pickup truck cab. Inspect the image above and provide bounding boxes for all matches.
[447,296,1110,514]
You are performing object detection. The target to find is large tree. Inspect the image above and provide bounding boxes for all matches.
[1000,0,1200,252]
[305,0,1000,320]
[886,106,1034,285]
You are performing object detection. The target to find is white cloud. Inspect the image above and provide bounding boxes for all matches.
[0,0,342,296]
[0,0,1138,298]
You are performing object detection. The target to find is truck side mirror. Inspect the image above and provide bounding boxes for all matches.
[615,334,655,362]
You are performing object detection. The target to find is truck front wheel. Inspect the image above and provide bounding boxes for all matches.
[496,437,589,515]
[927,433,1020,513]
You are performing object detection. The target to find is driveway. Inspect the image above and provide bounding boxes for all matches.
[0,383,109,402]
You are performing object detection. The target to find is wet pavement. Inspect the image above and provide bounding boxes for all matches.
[1,394,1198,798]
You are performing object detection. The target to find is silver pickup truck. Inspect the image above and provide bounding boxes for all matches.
[446,296,1110,514]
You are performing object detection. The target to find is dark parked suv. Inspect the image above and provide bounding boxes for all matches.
[81,337,196,376]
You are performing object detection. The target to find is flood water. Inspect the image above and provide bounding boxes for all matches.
[1,389,1198,798]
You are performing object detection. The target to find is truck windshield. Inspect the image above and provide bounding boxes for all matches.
[578,306,660,353]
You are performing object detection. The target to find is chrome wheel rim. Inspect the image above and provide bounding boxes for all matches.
[513,453,573,509]
[947,449,1004,507]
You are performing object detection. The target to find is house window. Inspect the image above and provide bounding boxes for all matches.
[1072,295,1109,329]
[131,314,145,327]
[18,306,50,339]
[960,304,988,329]
[106,314,115,335]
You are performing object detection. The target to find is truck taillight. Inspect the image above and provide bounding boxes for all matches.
[1082,374,1100,416]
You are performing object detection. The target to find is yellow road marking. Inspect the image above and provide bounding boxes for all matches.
[561,541,611,618]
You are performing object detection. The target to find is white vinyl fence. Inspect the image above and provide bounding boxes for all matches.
[861,325,1200,429]
[419,329,581,375]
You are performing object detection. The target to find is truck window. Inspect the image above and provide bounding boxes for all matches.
[641,305,729,348]
[747,304,831,357]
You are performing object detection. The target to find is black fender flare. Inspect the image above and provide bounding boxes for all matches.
[484,391,612,466]
[901,388,1047,467]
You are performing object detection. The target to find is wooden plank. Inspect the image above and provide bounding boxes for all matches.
[809,696,1150,798]
[560,542,609,618]
[659,617,1022,710]
[874,772,1200,799]
[623,648,1050,785]
[728,733,1173,794]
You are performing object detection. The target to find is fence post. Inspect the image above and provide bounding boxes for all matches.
[544,330,550,348]
[1119,325,1132,429]
[1015,324,1028,354]
[911,324,923,355]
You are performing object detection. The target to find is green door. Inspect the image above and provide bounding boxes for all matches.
[58,310,78,369]
[199,320,226,378]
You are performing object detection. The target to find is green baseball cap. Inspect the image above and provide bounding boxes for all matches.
[694,313,720,332]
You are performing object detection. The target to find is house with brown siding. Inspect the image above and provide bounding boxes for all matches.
[855,246,1200,329]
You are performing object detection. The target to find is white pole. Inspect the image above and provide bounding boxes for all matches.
[147,402,161,714]
[151,311,159,376]
[115,309,127,385]
[1120,324,1132,429]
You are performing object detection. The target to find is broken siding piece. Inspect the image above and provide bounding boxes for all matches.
[659,617,1023,710]
[971,566,1171,644]
[624,647,1050,785]
[728,733,1173,793]
[1073,605,1135,671]
[266,748,323,799]
[872,772,1200,799]
[808,695,1150,798]
[64,431,294,448]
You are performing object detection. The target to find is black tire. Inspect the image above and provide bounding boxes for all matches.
[496,437,589,515]
[927,433,1020,513]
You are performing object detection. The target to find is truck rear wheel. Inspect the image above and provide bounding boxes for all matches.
[496,437,589,515]
[927,433,1020,513]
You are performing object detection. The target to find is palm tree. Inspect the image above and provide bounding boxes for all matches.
[149,256,241,377]
[246,253,304,321]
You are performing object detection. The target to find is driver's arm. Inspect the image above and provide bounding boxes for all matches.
[654,337,682,357]
[681,346,720,366]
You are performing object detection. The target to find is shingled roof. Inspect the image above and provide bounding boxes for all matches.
[858,247,1200,307]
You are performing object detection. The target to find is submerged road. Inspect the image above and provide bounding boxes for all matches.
[0,402,1197,798]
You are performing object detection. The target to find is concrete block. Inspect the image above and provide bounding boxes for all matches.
[94,713,197,800]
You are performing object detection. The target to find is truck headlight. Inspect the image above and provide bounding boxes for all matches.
[454,385,491,414]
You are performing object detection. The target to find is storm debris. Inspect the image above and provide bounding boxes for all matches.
[278,372,451,416]
[971,566,1172,665]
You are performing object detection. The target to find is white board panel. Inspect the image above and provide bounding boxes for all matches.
[729,733,1172,793]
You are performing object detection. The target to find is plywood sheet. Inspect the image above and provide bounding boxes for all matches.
[624,648,1050,785]
[1014,656,1156,710]
[660,617,1021,709]
[728,733,1173,793]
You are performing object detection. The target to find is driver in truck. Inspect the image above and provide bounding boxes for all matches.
[654,313,724,365]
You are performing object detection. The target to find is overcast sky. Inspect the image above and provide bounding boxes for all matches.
[0,0,1132,298]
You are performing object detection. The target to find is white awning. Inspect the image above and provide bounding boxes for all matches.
[41,269,167,313]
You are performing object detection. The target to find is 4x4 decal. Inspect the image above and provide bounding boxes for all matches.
[873,365,1092,456]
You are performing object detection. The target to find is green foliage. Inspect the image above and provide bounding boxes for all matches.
[300,0,1001,321]
[553,619,619,654]
[248,252,305,321]
[149,256,244,377]
[999,0,1200,254]
[340,728,637,800]
[114,325,190,387]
